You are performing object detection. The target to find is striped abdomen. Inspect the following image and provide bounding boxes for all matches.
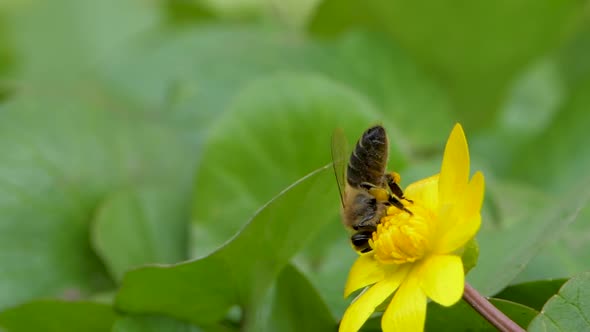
[346,125,389,187]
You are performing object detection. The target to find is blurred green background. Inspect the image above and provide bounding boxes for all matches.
[1,0,590,331]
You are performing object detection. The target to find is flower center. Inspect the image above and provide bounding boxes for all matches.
[371,205,434,264]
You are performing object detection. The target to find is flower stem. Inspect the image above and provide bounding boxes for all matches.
[463,283,525,332]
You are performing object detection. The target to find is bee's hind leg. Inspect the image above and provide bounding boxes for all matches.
[361,180,412,215]
[384,195,413,215]
[384,172,413,203]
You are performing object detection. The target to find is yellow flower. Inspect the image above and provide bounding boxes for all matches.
[340,124,485,332]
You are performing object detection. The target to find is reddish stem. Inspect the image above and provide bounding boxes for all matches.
[463,283,525,332]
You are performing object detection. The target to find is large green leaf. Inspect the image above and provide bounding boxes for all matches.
[247,264,335,331]
[426,299,538,332]
[495,279,567,311]
[501,50,590,280]
[293,232,357,317]
[309,0,583,129]
[0,300,117,332]
[512,204,590,284]
[467,177,590,296]
[191,73,385,255]
[91,184,191,282]
[472,20,590,179]
[528,272,590,332]
[101,26,453,150]
[115,165,338,324]
[510,78,590,194]
[482,180,552,230]
[1,0,158,84]
[556,20,590,90]
[471,58,566,175]
[0,20,15,100]
[307,0,384,37]
[473,69,590,281]
[164,0,216,25]
[308,31,454,150]
[0,87,194,309]
[112,315,229,332]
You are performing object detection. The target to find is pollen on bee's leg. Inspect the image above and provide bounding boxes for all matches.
[389,171,401,184]
[368,187,390,202]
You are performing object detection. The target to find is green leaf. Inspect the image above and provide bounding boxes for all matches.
[495,279,567,311]
[0,87,194,308]
[91,184,191,282]
[510,79,590,194]
[247,264,336,332]
[515,205,590,282]
[472,22,590,178]
[461,239,479,274]
[165,0,216,25]
[0,300,117,332]
[0,22,16,100]
[528,272,590,332]
[2,0,158,83]
[467,177,590,296]
[315,32,455,151]
[425,299,538,332]
[112,315,222,332]
[102,26,453,150]
[471,58,566,175]
[499,59,565,137]
[556,21,590,90]
[115,165,338,324]
[307,0,384,37]
[293,232,357,317]
[483,180,552,229]
[309,0,584,129]
[192,73,386,255]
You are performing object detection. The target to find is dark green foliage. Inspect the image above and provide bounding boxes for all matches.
[0,0,589,330]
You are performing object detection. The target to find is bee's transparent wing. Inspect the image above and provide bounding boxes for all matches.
[331,128,348,208]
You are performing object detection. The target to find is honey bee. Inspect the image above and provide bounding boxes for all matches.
[332,125,411,253]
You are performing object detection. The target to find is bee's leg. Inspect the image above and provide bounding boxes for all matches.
[362,180,412,214]
[384,172,413,203]
[384,195,413,215]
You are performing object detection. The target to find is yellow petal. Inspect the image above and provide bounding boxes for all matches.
[434,172,484,253]
[404,174,439,211]
[382,268,427,332]
[438,124,469,208]
[344,253,385,298]
[457,171,485,218]
[418,255,464,306]
[435,213,481,254]
[340,266,410,332]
